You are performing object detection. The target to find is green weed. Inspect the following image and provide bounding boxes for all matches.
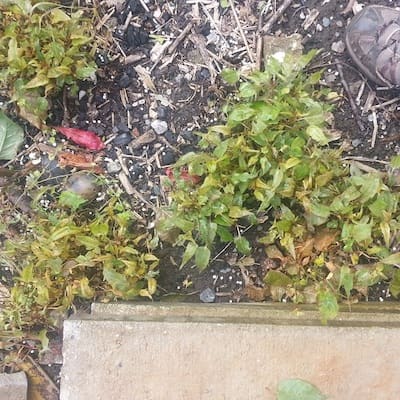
[0,189,158,333]
[159,51,400,321]
[0,0,97,128]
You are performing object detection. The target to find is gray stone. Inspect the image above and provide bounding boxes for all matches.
[199,287,216,303]
[0,371,27,400]
[151,119,168,135]
[106,160,121,174]
[60,303,400,400]
[331,40,345,53]
[322,17,330,27]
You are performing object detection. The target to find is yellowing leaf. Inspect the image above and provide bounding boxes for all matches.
[24,74,50,89]
[50,8,71,23]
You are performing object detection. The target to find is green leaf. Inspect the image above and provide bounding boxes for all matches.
[381,252,400,266]
[339,266,353,297]
[228,104,256,125]
[194,246,211,270]
[277,379,327,400]
[389,269,400,298]
[103,265,130,292]
[180,241,198,268]
[221,68,240,85]
[50,8,71,23]
[24,74,49,89]
[90,222,109,237]
[390,155,400,168]
[0,111,24,160]
[76,235,100,250]
[234,236,251,255]
[59,191,87,210]
[38,329,49,353]
[306,125,329,145]
[264,270,292,287]
[317,290,338,324]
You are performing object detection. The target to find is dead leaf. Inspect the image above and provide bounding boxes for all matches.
[314,229,337,252]
[134,65,156,92]
[58,151,103,173]
[297,238,314,259]
[325,261,338,273]
[265,245,285,261]
[243,284,270,301]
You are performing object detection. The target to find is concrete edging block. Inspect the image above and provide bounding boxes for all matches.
[60,303,400,400]
[0,371,27,400]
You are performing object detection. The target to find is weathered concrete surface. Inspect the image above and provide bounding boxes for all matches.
[0,371,27,400]
[60,303,400,400]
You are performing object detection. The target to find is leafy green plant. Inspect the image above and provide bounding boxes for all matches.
[0,110,24,160]
[159,51,400,321]
[0,0,97,128]
[0,191,158,332]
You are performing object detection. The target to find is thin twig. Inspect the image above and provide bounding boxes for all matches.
[371,96,400,111]
[261,0,294,34]
[371,110,378,148]
[168,21,194,54]
[228,0,254,63]
[342,156,389,165]
[335,59,365,132]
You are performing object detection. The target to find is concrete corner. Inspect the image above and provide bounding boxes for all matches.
[0,371,27,400]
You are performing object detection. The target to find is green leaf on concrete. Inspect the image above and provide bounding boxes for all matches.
[317,289,339,324]
[0,111,24,160]
[277,379,327,400]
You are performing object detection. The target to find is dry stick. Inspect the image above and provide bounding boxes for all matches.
[371,110,378,148]
[167,21,194,55]
[228,0,254,63]
[255,8,264,71]
[371,96,400,111]
[199,1,229,46]
[335,59,365,132]
[261,0,294,34]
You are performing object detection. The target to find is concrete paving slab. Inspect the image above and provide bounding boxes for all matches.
[61,303,400,400]
[0,371,27,400]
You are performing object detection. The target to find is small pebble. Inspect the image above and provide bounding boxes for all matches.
[331,40,345,53]
[336,20,344,28]
[113,132,132,146]
[160,150,176,165]
[200,287,216,303]
[106,160,121,174]
[322,17,330,27]
[151,119,168,135]
[352,138,362,147]
[157,106,169,119]
[118,73,131,89]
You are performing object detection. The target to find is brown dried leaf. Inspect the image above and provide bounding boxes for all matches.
[297,238,314,259]
[314,229,337,252]
[58,152,103,173]
[243,284,269,301]
[265,245,285,261]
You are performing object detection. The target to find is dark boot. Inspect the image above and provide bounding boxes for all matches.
[345,5,400,88]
